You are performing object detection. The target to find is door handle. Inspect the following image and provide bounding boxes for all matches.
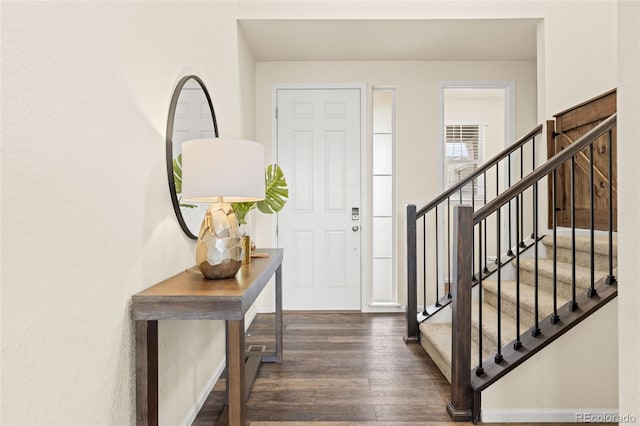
[352,225,359,232]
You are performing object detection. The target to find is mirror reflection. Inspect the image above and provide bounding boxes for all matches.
[166,75,218,239]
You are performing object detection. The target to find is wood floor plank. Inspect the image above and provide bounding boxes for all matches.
[193,312,452,424]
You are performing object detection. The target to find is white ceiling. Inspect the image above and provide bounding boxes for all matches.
[239,19,539,62]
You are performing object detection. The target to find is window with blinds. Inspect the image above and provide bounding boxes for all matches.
[445,124,484,199]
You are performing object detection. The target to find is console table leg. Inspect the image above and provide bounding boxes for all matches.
[135,320,158,426]
[226,319,246,425]
[275,265,283,363]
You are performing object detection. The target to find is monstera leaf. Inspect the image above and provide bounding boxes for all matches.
[233,164,288,225]
[232,201,257,225]
[172,154,197,208]
[173,154,183,193]
[257,164,289,215]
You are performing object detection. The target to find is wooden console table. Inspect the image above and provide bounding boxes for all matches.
[132,249,283,426]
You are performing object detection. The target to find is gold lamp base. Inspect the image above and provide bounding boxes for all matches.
[195,203,243,279]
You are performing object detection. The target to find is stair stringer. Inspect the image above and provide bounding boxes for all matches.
[480,298,618,423]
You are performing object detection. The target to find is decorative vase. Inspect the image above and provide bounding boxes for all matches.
[241,235,252,265]
[195,203,242,279]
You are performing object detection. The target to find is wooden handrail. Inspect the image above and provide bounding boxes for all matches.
[473,114,617,224]
[417,124,543,217]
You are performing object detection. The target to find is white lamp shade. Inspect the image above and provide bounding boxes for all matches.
[181,138,265,202]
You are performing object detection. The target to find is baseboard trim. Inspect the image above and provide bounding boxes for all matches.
[257,306,274,314]
[482,408,620,423]
[363,304,405,313]
[180,358,226,426]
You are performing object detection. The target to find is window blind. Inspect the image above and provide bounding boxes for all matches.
[445,124,484,198]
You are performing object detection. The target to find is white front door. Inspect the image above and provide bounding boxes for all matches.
[276,88,362,310]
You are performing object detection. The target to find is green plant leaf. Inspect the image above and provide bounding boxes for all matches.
[173,154,183,194]
[232,201,257,225]
[257,164,289,215]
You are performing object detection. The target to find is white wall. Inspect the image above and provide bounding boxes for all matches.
[253,60,537,310]
[617,0,640,421]
[482,299,619,422]
[238,0,617,117]
[1,2,255,425]
[2,1,634,424]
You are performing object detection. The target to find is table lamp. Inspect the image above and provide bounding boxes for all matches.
[181,138,265,279]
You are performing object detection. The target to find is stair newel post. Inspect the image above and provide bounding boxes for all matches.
[606,129,616,285]
[447,205,474,421]
[404,204,419,343]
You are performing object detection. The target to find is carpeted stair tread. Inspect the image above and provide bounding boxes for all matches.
[541,235,617,270]
[482,279,567,325]
[541,234,617,256]
[517,257,608,289]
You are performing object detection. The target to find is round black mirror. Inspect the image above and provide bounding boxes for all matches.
[166,75,218,239]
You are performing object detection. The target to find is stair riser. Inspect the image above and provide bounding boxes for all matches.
[548,246,617,271]
[470,326,496,360]
[484,291,547,332]
[519,269,590,299]
[420,335,451,383]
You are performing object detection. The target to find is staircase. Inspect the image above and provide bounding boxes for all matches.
[404,95,618,422]
[420,234,617,383]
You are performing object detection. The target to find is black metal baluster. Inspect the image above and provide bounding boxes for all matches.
[472,184,475,281]
[551,169,560,324]
[507,155,514,256]
[531,135,536,239]
[519,145,525,248]
[588,143,597,298]
[476,221,484,375]
[530,135,541,335]
[606,130,617,285]
[424,217,431,312]
[483,171,489,273]
[436,207,442,301]
[514,195,522,349]
[495,208,503,363]
[532,179,541,337]
[448,198,452,293]
[570,157,578,311]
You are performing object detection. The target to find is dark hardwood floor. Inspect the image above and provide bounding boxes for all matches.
[192,312,610,425]
[193,312,454,424]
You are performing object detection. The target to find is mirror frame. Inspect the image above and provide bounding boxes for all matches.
[166,75,219,239]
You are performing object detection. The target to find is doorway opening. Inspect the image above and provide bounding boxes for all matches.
[438,81,515,288]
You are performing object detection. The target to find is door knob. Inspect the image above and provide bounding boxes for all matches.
[352,225,359,232]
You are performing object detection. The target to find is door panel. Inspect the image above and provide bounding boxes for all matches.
[277,88,361,310]
[547,89,617,231]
